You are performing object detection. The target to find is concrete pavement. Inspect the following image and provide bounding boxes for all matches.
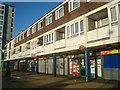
[2,71,120,89]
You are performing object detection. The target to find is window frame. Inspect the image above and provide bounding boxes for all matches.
[46,14,52,26]
[68,0,80,12]
[109,5,118,23]
[80,20,84,32]
[27,29,30,37]
[38,20,43,30]
[32,25,36,34]
[55,6,64,20]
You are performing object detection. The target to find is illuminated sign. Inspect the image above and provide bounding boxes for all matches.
[101,49,120,55]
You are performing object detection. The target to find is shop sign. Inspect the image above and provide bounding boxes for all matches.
[68,55,74,58]
[38,57,46,60]
[109,50,119,54]
[101,49,120,55]
[38,58,44,60]
[34,58,37,60]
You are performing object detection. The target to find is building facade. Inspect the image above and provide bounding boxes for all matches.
[0,4,15,61]
[4,0,120,80]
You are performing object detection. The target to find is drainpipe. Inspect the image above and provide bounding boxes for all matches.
[85,48,91,81]
[53,54,57,76]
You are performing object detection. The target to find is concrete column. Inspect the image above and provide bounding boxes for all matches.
[25,60,28,72]
[17,60,19,71]
[36,57,39,73]
[85,48,91,81]
[53,54,57,76]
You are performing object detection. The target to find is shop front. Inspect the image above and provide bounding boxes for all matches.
[68,52,103,79]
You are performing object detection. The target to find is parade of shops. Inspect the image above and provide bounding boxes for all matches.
[2,0,120,81]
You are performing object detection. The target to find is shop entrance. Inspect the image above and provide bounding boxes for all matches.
[69,55,102,78]
[79,57,86,77]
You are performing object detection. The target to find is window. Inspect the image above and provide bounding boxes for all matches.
[0,26,2,31]
[55,6,64,20]
[67,26,70,36]
[75,22,79,33]
[52,33,54,41]
[0,21,3,25]
[46,14,52,25]
[26,42,30,50]
[32,25,36,34]
[44,33,53,45]
[69,0,80,12]
[19,35,21,41]
[24,31,27,38]
[44,36,46,45]
[38,20,43,30]
[47,35,49,43]
[80,20,84,32]
[71,24,74,35]
[27,29,30,37]
[49,34,51,42]
[0,16,3,20]
[110,6,117,22]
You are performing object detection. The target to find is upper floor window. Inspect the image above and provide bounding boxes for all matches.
[71,24,74,35]
[46,14,52,25]
[67,26,70,36]
[38,20,43,30]
[75,22,79,33]
[69,0,80,12]
[32,25,36,34]
[44,32,54,45]
[80,20,84,32]
[19,35,21,41]
[27,29,30,37]
[55,6,64,20]
[110,6,117,22]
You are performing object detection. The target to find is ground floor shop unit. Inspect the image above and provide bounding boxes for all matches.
[3,48,120,81]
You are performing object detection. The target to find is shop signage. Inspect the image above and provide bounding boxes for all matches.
[101,49,120,55]
[68,55,74,58]
[38,57,46,60]
[34,58,37,60]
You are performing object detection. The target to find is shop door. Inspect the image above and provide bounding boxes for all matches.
[69,58,80,76]
[90,56,102,79]
[90,57,96,78]
[97,57,102,78]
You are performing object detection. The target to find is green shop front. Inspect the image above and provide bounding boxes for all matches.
[68,52,102,78]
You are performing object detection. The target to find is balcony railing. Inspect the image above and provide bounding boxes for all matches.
[54,39,65,50]
[87,24,110,42]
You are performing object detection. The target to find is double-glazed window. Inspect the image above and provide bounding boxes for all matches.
[80,20,84,32]
[69,0,80,12]
[67,20,84,37]
[55,6,64,20]
[71,24,74,35]
[44,32,54,45]
[32,25,36,34]
[110,6,118,22]
[75,22,79,33]
[38,20,43,30]
[46,14,52,25]
[27,29,30,37]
